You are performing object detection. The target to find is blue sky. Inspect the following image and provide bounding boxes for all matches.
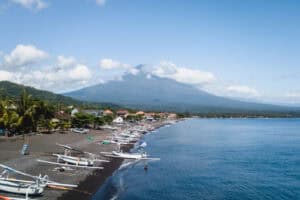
[0,0,300,105]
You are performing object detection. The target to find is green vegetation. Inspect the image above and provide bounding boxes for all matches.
[0,89,119,136]
[71,113,93,128]
[102,115,114,124]
[0,81,120,109]
[125,114,142,122]
[0,90,55,136]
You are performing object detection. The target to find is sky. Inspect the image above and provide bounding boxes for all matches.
[0,0,300,105]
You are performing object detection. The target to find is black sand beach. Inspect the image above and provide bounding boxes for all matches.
[0,121,169,200]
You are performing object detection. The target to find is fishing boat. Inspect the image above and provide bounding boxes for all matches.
[102,150,160,161]
[111,151,147,159]
[54,154,95,166]
[101,142,160,161]
[0,179,44,196]
[0,164,77,197]
[37,143,108,170]
[0,165,45,196]
[70,128,89,134]
[101,139,133,145]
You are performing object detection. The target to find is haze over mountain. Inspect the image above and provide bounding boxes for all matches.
[65,71,296,114]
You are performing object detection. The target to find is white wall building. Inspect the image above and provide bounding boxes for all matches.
[71,108,79,117]
[113,116,124,124]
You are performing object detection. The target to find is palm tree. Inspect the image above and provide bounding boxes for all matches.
[17,90,33,116]
[0,100,20,136]
[17,91,56,133]
[0,90,58,136]
[31,100,54,132]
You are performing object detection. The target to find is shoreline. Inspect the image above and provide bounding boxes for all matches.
[0,120,174,200]
[57,144,134,200]
[57,121,168,200]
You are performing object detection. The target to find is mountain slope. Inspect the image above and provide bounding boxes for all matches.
[0,81,83,105]
[0,81,121,109]
[65,73,296,113]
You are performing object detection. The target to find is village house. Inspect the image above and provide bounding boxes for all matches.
[144,112,155,118]
[136,111,145,116]
[144,112,155,121]
[71,108,79,117]
[55,110,71,121]
[103,109,114,116]
[168,113,178,119]
[113,116,124,124]
[116,110,129,117]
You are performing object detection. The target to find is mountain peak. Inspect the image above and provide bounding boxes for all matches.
[65,73,291,113]
[123,64,152,78]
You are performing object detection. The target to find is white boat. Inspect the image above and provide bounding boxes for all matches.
[54,154,94,166]
[37,143,108,170]
[119,132,140,139]
[101,139,132,145]
[37,159,104,170]
[111,151,147,159]
[101,140,160,162]
[0,179,44,196]
[0,164,77,198]
[113,134,139,142]
[100,125,119,130]
[0,165,45,196]
[71,128,89,134]
[131,128,147,133]
[101,149,160,161]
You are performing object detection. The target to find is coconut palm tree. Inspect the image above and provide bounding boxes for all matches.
[0,100,20,136]
[16,90,55,133]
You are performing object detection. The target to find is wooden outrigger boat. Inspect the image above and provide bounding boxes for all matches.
[101,142,160,161]
[0,164,77,198]
[70,128,89,134]
[54,154,96,166]
[0,179,44,196]
[37,143,109,170]
[101,150,160,161]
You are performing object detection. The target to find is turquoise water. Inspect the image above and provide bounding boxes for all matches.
[93,118,300,200]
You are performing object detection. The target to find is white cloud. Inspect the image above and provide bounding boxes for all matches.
[57,55,76,68]
[0,44,94,92]
[226,85,259,97]
[11,0,48,10]
[0,70,14,81]
[95,0,106,6]
[152,61,216,85]
[3,44,48,69]
[286,92,300,98]
[10,62,93,92]
[69,64,91,80]
[127,67,140,75]
[99,58,131,70]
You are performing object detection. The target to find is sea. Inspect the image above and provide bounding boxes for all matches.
[92,118,300,200]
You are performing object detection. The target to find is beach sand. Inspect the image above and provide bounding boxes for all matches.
[0,121,168,200]
[0,129,120,200]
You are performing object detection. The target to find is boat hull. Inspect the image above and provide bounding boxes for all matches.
[59,155,93,166]
[112,151,144,159]
[0,180,44,195]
